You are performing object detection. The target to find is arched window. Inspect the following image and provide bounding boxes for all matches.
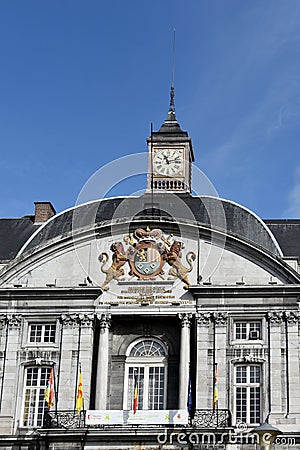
[124,339,167,411]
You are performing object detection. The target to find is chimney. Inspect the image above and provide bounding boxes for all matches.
[34,202,56,223]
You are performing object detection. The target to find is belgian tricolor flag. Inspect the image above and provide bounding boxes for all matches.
[133,371,138,414]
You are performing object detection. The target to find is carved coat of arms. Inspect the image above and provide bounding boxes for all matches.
[98,227,196,291]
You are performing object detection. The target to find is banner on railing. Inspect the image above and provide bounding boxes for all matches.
[86,409,188,425]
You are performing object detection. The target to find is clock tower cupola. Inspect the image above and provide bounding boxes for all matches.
[146,87,195,194]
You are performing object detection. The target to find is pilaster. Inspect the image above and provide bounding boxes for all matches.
[213,312,228,409]
[178,313,192,409]
[95,313,111,409]
[195,312,211,409]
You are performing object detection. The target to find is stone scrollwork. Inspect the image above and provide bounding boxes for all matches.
[178,313,193,328]
[97,313,111,329]
[267,311,284,324]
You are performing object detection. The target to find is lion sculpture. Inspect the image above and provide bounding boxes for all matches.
[166,241,196,289]
[98,242,128,291]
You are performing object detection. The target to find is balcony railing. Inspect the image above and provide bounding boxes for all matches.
[192,409,231,428]
[44,409,231,430]
[44,410,86,429]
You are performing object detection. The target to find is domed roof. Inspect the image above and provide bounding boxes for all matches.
[18,194,282,257]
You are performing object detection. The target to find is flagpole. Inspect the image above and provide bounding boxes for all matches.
[74,324,81,413]
[53,364,58,417]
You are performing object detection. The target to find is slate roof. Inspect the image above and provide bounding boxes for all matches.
[0,199,299,262]
[0,217,38,261]
[264,220,300,258]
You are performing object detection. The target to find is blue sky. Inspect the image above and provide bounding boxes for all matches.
[0,1,299,219]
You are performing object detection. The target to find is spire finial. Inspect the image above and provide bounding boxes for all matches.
[169,29,176,114]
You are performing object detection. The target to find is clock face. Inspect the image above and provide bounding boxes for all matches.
[153,149,184,177]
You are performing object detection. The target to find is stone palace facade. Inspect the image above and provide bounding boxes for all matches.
[0,100,299,449]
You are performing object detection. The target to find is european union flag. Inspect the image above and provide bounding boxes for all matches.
[187,376,193,413]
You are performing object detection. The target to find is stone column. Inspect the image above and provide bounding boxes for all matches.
[213,312,228,409]
[95,313,111,410]
[195,312,211,409]
[267,311,284,421]
[285,311,300,417]
[178,313,192,410]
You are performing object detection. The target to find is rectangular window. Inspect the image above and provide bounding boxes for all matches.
[22,367,51,427]
[234,321,261,340]
[29,324,56,343]
[126,365,165,410]
[234,365,261,425]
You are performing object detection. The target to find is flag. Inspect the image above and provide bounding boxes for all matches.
[76,366,83,414]
[44,368,54,409]
[133,371,138,414]
[213,363,218,411]
[187,375,193,413]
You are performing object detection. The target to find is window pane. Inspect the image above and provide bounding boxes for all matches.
[44,324,56,343]
[250,387,260,424]
[148,367,165,410]
[235,323,247,340]
[236,366,247,383]
[236,387,247,423]
[29,325,42,343]
[250,366,260,383]
[127,367,144,410]
[130,340,166,357]
[23,367,51,427]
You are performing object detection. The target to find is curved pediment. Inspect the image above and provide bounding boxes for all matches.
[0,212,299,291]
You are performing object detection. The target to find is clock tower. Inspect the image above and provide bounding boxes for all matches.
[146,87,195,194]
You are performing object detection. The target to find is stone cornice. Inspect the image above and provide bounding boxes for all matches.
[0,288,102,301]
[189,285,300,298]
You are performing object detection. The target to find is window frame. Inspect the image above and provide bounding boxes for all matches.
[21,365,52,428]
[230,317,265,345]
[233,364,262,426]
[123,338,168,411]
[22,319,59,347]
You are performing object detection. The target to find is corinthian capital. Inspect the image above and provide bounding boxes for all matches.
[284,311,299,324]
[196,312,211,326]
[267,311,284,324]
[97,313,111,329]
[178,313,193,328]
[212,312,228,326]
[7,314,22,328]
